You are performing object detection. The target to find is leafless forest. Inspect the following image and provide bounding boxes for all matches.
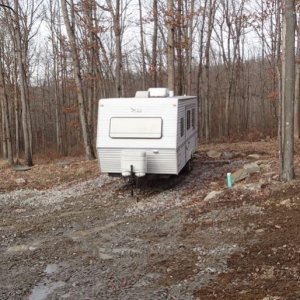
[0,0,296,166]
[2,2,300,299]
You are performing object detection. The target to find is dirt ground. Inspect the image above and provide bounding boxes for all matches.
[0,140,300,299]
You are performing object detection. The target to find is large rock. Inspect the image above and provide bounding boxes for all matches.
[207,150,222,159]
[243,162,260,174]
[14,165,31,172]
[204,191,222,201]
[222,151,235,160]
[232,169,249,183]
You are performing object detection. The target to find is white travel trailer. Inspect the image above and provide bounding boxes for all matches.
[96,88,198,178]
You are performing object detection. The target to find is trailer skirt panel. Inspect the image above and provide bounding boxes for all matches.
[98,148,178,175]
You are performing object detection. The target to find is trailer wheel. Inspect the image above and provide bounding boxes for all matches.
[183,159,193,174]
[135,176,140,188]
[188,159,193,172]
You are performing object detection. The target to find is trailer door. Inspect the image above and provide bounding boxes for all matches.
[185,106,194,162]
[177,108,186,172]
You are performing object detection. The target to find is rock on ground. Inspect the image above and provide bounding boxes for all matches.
[204,191,223,201]
[232,169,249,183]
[207,150,222,159]
[243,162,260,174]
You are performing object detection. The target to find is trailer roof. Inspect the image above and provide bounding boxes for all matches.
[176,96,197,101]
[99,95,196,102]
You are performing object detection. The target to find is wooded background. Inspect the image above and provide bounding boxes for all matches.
[0,0,296,166]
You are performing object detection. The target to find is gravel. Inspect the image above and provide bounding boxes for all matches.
[0,175,117,207]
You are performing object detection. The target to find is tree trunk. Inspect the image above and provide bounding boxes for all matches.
[152,0,158,87]
[260,0,266,134]
[0,56,13,165]
[186,0,195,95]
[0,100,6,159]
[13,57,20,164]
[176,0,183,95]
[138,0,146,90]
[105,0,123,97]
[167,0,175,92]
[61,0,95,160]
[204,0,216,141]
[281,0,295,181]
[49,0,63,154]
[294,13,300,139]
[83,0,98,149]
[13,0,33,166]
[196,0,208,139]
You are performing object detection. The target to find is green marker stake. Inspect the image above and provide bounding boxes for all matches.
[227,172,232,189]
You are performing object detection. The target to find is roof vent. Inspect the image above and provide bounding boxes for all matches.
[148,88,169,97]
[135,91,149,98]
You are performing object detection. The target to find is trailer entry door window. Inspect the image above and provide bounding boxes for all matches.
[110,117,162,139]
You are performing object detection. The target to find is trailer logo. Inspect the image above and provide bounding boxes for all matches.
[130,107,142,113]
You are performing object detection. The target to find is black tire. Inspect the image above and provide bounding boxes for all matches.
[183,159,193,174]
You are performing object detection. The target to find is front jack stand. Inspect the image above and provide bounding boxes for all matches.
[130,165,134,197]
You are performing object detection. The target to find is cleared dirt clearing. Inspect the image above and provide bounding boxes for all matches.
[1,141,300,299]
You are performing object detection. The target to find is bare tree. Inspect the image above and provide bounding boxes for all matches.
[204,0,217,141]
[196,0,208,137]
[151,0,158,87]
[280,0,296,181]
[81,0,99,146]
[186,0,195,95]
[0,48,13,164]
[11,0,33,166]
[294,12,300,138]
[138,0,146,90]
[104,0,123,97]
[61,0,95,160]
[48,0,63,154]
[167,0,175,92]
[176,0,183,95]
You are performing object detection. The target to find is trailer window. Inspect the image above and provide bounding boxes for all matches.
[187,110,191,130]
[110,117,162,139]
[180,118,184,137]
[192,108,195,129]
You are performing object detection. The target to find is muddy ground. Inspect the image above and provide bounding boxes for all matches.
[0,141,300,299]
